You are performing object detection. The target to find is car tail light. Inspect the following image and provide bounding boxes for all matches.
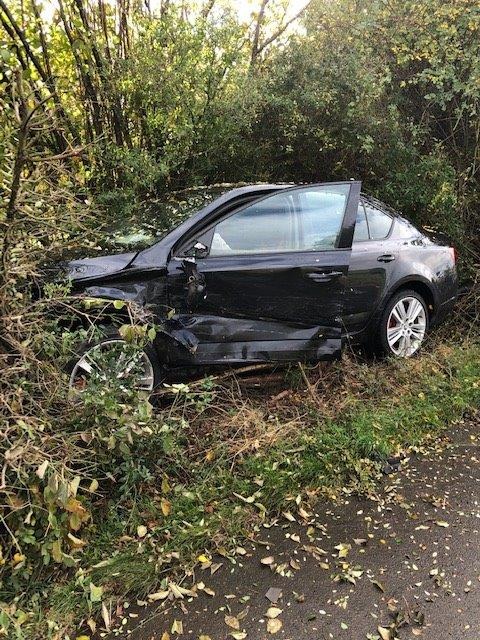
[450,247,457,264]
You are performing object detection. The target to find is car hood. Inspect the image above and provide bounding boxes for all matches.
[65,252,137,281]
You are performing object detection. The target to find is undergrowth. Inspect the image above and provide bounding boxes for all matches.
[4,337,478,639]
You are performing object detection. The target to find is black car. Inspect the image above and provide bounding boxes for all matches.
[65,181,457,392]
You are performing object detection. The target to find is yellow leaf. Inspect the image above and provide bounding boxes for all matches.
[225,615,240,630]
[197,554,210,564]
[75,636,90,640]
[161,498,171,517]
[36,460,49,480]
[161,633,170,640]
[148,590,169,602]
[171,620,183,635]
[267,618,283,634]
[67,533,87,549]
[378,627,392,640]
[137,525,148,538]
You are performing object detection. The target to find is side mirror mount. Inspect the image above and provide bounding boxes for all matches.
[188,241,208,258]
[193,240,208,258]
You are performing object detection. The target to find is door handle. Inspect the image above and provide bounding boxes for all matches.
[305,270,343,282]
[377,254,396,263]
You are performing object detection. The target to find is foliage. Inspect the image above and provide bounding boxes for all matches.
[0,0,479,638]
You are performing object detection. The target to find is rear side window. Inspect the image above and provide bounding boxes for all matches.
[353,203,369,242]
[209,184,350,256]
[365,204,393,239]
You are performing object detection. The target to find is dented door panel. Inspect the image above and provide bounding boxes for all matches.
[165,182,361,363]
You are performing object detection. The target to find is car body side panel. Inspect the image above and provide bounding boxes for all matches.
[61,183,457,367]
[165,182,361,364]
[345,239,457,340]
[343,238,398,335]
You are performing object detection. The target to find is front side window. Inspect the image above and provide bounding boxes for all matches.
[209,184,350,257]
[364,204,393,240]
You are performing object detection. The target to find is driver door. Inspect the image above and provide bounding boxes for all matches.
[167,182,360,363]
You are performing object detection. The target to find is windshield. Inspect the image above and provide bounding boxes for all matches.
[103,185,231,252]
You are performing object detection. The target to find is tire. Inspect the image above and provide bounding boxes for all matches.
[67,330,164,396]
[377,289,429,358]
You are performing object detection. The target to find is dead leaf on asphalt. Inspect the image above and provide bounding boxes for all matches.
[265,607,282,619]
[261,556,275,565]
[370,579,385,592]
[378,626,392,640]
[267,618,283,634]
[225,615,240,630]
[171,619,183,635]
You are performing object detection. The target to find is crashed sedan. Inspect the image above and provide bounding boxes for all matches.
[65,181,458,392]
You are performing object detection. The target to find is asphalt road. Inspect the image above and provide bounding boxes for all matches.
[114,413,480,640]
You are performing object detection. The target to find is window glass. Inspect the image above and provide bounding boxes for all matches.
[353,203,369,242]
[365,204,392,240]
[209,185,350,257]
[391,217,419,239]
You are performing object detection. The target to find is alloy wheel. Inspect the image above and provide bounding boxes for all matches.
[69,339,155,393]
[386,296,427,357]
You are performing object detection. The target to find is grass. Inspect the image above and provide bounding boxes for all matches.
[8,338,480,639]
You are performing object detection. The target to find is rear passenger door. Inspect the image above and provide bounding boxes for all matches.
[343,199,397,336]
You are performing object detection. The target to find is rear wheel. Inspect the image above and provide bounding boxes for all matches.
[68,334,163,396]
[377,290,428,357]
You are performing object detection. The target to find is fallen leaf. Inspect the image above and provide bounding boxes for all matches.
[210,562,223,575]
[161,498,171,516]
[36,460,49,480]
[334,543,351,559]
[266,607,282,619]
[89,582,103,603]
[171,620,183,635]
[67,533,87,549]
[148,590,169,602]
[378,626,391,640]
[197,554,210,564]
[370,579,385,592]
[282,511,296,522]
[137,525,147,538]
[261,556,275,565]
[225,615,240,630]
[229,633,247,640]
[267,618,283,634]
[435,521,449,528]
[101,602,110,631]
[353,538,367,546]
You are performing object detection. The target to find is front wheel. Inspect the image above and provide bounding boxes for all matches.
[68,335,163,396]
[377,290,428,357]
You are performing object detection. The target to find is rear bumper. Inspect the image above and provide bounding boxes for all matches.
[431,294,457,327]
